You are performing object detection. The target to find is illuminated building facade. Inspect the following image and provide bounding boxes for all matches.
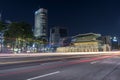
[34,8,48,40]
[57,33,111,52]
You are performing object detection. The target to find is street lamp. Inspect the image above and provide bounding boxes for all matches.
[0,28,8,53]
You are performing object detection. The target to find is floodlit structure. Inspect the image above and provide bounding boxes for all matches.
[57,33,111,52]
[34,8,48,40]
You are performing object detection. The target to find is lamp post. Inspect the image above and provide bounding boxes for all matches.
[0,33,3,52]
[0,28,8,53]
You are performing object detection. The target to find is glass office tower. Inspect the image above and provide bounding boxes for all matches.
[34,8,48,40]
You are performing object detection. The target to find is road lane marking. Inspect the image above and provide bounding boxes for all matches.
[90,61,99,64]
[90,61,97,64]
[27,71,60,80]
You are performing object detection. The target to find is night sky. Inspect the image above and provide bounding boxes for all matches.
[0,0,120,36]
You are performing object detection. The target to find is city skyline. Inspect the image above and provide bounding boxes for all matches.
[0,0,120,36]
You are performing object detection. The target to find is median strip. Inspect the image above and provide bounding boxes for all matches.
[0,56,92,65]
[0,53,118,65]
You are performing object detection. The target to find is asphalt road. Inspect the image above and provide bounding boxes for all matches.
[0,55,120,80]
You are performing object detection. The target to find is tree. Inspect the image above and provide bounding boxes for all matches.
[3,21,47,53]
[0,21,9,52]
[4,22,33,39]
[4,22,33,51]
[0,21,6,32]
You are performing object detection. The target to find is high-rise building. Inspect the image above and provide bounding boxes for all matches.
[111,36,119,49]
[50,27,68,45]
[34,8,48,40]
[100,36,111,45]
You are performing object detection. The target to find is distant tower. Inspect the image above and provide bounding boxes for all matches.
[50,27,68,44]
[0,13,2,21]
[34,8,48,40]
